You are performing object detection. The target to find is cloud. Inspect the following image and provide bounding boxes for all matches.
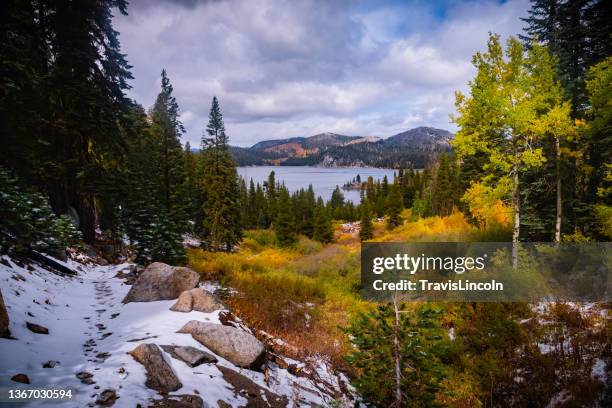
[114,0,529,147]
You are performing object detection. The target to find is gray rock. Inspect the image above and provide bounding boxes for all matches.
[177,321,264,369]
[0,289,10,338]
[122,263,200,303]
[170,289,223,313]
[160,345,217,367]
[42,360,59,368]
[129,343,182,393]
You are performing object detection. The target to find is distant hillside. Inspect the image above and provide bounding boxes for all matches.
[230,127,452,168]
[247,132,377,162]
[383,127,454,149]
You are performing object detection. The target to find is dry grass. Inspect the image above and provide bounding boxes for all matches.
[187,213,509,364]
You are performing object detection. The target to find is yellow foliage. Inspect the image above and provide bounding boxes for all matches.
[187,209,507,365]
[462,182,511,229]
[375,211,474,242]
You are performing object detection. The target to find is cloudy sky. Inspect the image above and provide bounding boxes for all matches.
[114,0,530,147]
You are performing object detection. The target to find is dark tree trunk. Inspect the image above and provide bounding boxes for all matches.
[77,194,96,244]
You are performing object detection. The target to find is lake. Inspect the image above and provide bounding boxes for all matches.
[237,166,397,203]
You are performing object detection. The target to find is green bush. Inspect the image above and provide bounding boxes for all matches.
[0,167,81,254]
[243,229,278,248]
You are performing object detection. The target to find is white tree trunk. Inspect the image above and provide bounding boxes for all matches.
[512,163,520,269]
[555,135,562,244]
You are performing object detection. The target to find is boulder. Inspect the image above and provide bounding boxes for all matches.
[177,321,264,369]
[160,345,217,367]
[26,322,48,334]
[122,263,200,303]
[42,360,59,368]
[96,388,118,406]
[11,374,30,384]
[76,371,95,385]
[0,289,9,338]
[216,365,288,408]
[169,289,223,313]
[149,394,203,408]
[129,343,182,393]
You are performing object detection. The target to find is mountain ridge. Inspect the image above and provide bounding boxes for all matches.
[230,126,453,168]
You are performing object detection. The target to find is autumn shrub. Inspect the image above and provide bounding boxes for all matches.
[243,229,278,248]
[462,182,512,229]
[227,270,324,336]
[290,245,349,275]
[375,212,474,242]
[293,235,323,254]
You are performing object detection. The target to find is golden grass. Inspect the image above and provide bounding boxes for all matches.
[374,211,474,242]
[188,214,510,363]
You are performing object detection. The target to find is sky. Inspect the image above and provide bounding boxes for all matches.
[114,0,530,147]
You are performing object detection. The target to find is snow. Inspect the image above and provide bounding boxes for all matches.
[591,358,606,381]
[0,255,358,407]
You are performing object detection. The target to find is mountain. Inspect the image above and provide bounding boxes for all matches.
[383,127,454,149]
[230,127,452,168]
[229,146,268,166]
[249,132,377,160]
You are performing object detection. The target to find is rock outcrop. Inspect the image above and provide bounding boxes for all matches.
[0,288,10,338]
[129,343,182,393]
[169,288,223,313]
[217,365,288,407]
[149,394,203,408]
[122,263,199,303]
[177,321,264,369]
[26,321,48,334]
[160,345,217,367]
[11,374,30,384]
[95,388,118,406]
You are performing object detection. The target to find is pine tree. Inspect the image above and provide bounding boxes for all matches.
[0,0,134,243]
[123,105,186,265]
[402,166,417,207]
[150,69,187,229]
[265,171,278,223]
[382,175,389,198]
[180,141,202,233]
[586,57,612,239]
[386,182,403,230]
[295,185,316,237]
[330,185,345,219]
[521,0,612,114]
[432,153,454,216]
[275,186,296,246]
[359,201,374,241]
[238,177,249,230]
[344,304,447,407]
[313,198,333,243]
[255,183,269,228]
[200,97,242,251]
[247,178,258,229]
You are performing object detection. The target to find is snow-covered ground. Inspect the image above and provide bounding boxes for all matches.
[0,255,356,407]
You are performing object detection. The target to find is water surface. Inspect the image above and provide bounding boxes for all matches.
[237,166,397,203]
